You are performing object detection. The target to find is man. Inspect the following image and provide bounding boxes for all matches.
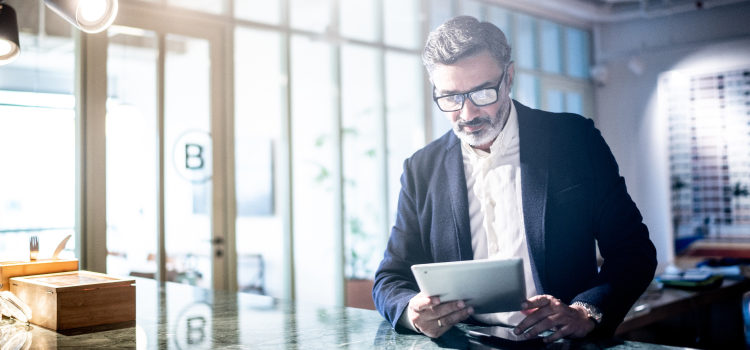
[372,16,657,343]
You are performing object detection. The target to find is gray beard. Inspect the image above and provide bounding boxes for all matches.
[452,99,510,148]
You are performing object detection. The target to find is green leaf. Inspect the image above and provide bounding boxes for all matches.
[315,167,330,183]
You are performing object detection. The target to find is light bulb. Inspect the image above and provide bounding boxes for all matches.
[80,0,108,22]
[0,41,12,56]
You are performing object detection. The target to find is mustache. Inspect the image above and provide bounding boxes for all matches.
[457,116,492,128]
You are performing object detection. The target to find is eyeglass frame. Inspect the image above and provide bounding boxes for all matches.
[432,65,509,112]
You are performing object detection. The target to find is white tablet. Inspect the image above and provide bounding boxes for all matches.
[410,258,526,314]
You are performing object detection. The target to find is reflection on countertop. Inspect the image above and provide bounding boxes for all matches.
[8,278,689,349]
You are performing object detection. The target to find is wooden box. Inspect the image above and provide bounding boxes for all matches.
[9,271,135,330]
[0,259,79,291]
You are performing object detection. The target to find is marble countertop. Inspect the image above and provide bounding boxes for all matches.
[0,278,690,349]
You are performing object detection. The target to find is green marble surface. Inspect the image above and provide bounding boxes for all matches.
[0,278,690,349]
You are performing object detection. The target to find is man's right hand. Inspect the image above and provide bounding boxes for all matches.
[407,292,474,338]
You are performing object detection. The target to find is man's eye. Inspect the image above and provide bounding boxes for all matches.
[452,95,463,103]
[473,90,488,99]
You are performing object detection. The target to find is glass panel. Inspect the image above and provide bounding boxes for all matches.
[546,89,564,113]
[0,17,75,261]
[291,35,338,306]
[540,21,562,74]
[427,0,455,141]
[290,0,330,33]
[340,0,378,42]
[235,0,281,25]
[164,34,213,289]
[430,0,454,31]
[515,13,537,70]
[384,0,420,49]
[566,92,583,115]
[341,45,384,281]
[234,27,286,298]
[106,26,159,279]
[515,73,539,109]
[0,101,75,261]
[566,27,590,78]
[168,0,224,14]
[105,29,160,348]
[386,52,425,229]
[488,7,512,43]
[460,0,484,20]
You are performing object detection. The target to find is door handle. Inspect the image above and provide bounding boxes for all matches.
[213,237,225,258]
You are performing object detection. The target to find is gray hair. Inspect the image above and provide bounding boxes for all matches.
[422,16,512,76]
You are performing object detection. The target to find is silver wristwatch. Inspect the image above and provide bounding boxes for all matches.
[572,301,603,327]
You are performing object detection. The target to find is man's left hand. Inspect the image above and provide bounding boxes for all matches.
[513,295,596,344]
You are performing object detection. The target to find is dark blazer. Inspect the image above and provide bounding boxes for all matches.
[372,100,657,337]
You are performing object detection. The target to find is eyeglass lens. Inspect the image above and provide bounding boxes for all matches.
[436,88,499,112]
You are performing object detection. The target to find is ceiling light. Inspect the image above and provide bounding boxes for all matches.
[80,0,107,22]
[45,0,119,34]
[0,41,12,56]
[0,3,21,66]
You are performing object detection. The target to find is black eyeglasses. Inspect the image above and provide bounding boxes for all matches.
[433,68,507,112]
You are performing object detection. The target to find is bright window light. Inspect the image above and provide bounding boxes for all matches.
[106,104,146,139]
[0,91,75,109]
[0,40,11,56]
[80,0,107,22]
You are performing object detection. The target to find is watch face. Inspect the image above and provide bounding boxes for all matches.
[574,302,602,322]
[587,306,602,322]
[590,306,602,318]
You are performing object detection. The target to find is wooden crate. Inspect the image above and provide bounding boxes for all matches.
[10,270,135,330]
[0,259,79,291]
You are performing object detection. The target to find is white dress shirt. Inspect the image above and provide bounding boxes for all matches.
[462,101,537,326]
[399,102,537,331]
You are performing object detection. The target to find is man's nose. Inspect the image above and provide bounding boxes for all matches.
[459,97,482,121]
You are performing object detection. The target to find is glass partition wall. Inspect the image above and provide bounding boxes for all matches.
[10,0,593,311]
[93,0,429,306]
[105,26,159,282]
[232,0,429,307]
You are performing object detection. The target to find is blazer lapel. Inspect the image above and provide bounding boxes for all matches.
[444,134,474,262]
[516,100,550,294]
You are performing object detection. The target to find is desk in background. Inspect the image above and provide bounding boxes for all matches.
[616,262,750,348]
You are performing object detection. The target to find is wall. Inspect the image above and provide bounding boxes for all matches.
[592,2,750,268]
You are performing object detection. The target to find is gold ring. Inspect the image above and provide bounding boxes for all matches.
[438,318,443,327]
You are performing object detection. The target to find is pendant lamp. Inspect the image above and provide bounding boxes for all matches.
[0,2,21,66]
[45,0,119,34]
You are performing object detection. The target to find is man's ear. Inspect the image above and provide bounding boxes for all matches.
[507,61,515,90]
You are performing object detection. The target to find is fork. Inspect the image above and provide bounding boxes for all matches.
[29,236,38,261]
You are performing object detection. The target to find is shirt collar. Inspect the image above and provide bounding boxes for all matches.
[462,101,518,159]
